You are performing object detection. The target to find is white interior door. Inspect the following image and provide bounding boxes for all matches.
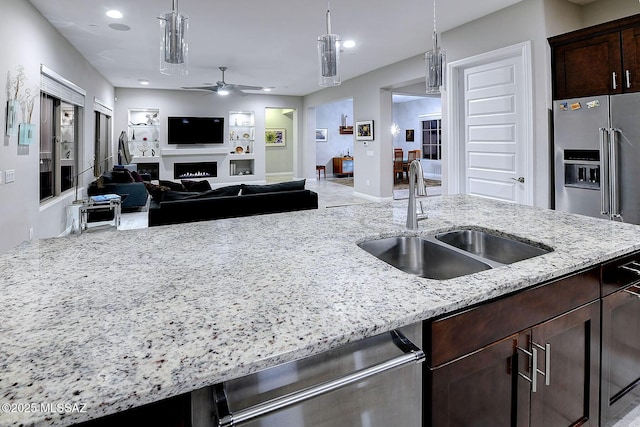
[447,42,533,205]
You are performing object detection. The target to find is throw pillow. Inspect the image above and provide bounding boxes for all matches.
[209,184,242,196]
[159,180,187,192]
[130,170,144,183]
[181,179,212,192]
[241,180,306,195]
[143,182,171,202]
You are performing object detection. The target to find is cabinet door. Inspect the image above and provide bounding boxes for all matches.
[529,301,600,427]
[622,27,640,93]
[426,334,530,427]
[552,33,622,99]
[601,284,640,423]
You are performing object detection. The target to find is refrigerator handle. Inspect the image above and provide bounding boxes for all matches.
[609,128,622,221]
[599,127,610,216]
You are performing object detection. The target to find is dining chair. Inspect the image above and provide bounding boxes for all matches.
[393,149,404,183]
[403,150,418,181]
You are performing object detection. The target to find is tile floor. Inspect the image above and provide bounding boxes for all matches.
[115,177,640,427]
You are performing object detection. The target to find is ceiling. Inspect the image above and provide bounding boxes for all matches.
[28,0,525,97]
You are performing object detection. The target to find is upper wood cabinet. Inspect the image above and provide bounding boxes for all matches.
[549,14,640,99]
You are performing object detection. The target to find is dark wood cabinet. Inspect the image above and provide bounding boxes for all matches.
[549,14,640,99]
[424,269,601,427]
[332,156,353,176]
[601,254,640,425]
[529,302,600,427]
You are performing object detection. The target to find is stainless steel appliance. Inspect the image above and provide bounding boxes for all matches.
[554,93,640,224]
[191,323,424,427]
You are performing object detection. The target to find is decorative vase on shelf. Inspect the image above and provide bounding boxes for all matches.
[5,100,17,136]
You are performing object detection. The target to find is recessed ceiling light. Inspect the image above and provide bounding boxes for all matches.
[343,40,356,48]
[139,79,150,85]
[106,10,123,19]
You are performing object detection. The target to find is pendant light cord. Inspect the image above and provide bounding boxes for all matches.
[326,1,332,35]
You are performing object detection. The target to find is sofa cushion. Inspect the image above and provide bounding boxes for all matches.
[159,180,187,191]
[111,169,134,183]
[241,180,306,195]
[181,179,212,192]
[161,190,202,201]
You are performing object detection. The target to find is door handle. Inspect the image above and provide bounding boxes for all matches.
[511,177,525,183]
[214,329,425,426]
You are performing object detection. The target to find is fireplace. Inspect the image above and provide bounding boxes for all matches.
[174,162,217,179]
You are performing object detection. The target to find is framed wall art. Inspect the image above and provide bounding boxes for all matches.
[265,128,286,146]
[355,120,374,141]
[406,129,415,142]
[315,128,328,142]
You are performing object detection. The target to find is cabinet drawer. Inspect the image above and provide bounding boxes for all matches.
[602,250,640,297]
[425,268,600,367]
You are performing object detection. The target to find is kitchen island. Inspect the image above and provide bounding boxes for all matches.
[2,194,640,426]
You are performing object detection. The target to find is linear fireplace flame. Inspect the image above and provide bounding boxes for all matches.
[174,162,217,179]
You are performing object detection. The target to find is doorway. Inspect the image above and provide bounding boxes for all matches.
[265,108,295,180]
[446,41,533,205]
[391,93,442,199]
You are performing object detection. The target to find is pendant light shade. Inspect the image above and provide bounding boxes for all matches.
[159,0,188,76]
[318,3,341,87]
[425,0,445,94]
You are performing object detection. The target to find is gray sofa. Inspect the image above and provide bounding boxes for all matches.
[87,168,149,210]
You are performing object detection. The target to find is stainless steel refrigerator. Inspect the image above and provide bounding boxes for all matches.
[554,93,640,225]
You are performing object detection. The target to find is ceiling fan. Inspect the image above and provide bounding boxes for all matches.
[182,67,263,95]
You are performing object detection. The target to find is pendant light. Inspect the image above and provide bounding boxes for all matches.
[425,0,445,94]
[318,1,341,87]
[158,0,188,76]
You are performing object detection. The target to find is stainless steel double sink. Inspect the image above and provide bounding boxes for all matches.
[358,229,553,280]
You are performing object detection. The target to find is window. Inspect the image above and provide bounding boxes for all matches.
[39,66,85,202]
[422,118,442,160]
[39,95,79,201]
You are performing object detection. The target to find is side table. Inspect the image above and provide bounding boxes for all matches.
[79,194,121,233]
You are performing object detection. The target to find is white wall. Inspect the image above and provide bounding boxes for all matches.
[0,0,114,255]
[114,88,302,184]
[582,0,640,27]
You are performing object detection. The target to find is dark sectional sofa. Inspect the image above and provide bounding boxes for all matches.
[146,180,318,227]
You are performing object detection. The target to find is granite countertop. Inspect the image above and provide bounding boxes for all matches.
[2,194,640,426]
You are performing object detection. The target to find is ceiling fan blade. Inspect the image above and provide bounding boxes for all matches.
[181,86,219,92]
[236,84,264,91]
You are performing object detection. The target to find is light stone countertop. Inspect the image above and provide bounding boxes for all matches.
[2,194,640,426]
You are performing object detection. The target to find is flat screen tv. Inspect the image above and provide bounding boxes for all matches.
[168,116,225,144]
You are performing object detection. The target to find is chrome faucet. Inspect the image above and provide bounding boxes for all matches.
[406,159,427,230]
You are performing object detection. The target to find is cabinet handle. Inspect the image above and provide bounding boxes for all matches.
[625,285,640,298]
[533,342,551,386]
[613,72,618,90]
[626,70,632,88]
[517,346,538,392]
[620,261,640,276]
[517,341,550,392]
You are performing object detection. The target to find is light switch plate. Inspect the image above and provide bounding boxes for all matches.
[5,169,15,183]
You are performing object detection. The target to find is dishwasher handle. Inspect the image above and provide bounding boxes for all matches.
[214,329,425,427]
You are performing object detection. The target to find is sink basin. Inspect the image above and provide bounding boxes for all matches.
[435,229,552,264]
[358,236,492,280]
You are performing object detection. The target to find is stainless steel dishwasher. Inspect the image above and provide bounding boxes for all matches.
[191,323,424,427]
